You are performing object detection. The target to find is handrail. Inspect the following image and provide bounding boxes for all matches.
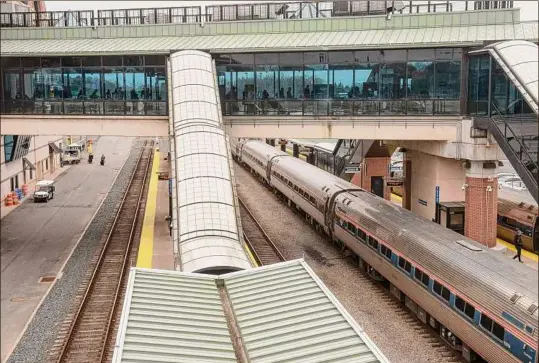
[491,102,536,165]
[0,1,514,28]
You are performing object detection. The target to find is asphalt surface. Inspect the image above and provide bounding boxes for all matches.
[0,136,134,362]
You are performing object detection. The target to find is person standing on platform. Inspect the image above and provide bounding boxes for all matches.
[512,229,523,262]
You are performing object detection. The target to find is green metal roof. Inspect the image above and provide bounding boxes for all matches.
[1,21,537,56]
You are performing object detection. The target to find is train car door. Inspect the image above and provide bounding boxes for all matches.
[371,176,384,198]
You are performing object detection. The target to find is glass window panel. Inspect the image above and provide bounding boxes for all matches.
[84,69,102,99]
[441,287,450,301]
[62,57,82,67]
[464,303,475,319]
[436,48,455,60]
[304,52,328,64]
[455,296,465,311]
[125,68,145,100]
[421,272,429,286]
[21,58,40,67]
[355,63,379,99]
[355,51,382,63]
[279,52,303,65]
[3,70,21,100]
[382,50,407,62]
[41,69,63,99]
[81,56,102,67]
[23,69,39,99]
[102,56,123,67]
[433,281,443,295]
[230,53,254,65]
[234,67,255,100]
[143,67,167,101]
[380,62,407,99]
[329,51,355,64]
[144,55,166,66]
[103,68,125,100]
[435,61,461,99]
[305,64,328,99]
[279,67,303,99]
[492,322,505,341]
[1,58,21,68]
[41,57,61,68]
[255,53,279,65]
[330,66,353,100]
[124,56,143,67]
[408,49,435,61]
[407,61,434,99]
[63,68,83,99]
[256,65,278,99]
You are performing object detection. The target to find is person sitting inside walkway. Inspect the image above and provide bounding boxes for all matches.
[512,229,523,263]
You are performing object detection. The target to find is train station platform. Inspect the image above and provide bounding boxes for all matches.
[0,136,134,362]
[135,147,174,270]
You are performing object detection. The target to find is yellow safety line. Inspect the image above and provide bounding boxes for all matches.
[497,238,539,262]
[391,193,403,204]
[136,150,160,268]
[281,146,307,161]
[244,242,259,267]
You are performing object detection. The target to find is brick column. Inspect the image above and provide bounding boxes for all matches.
[464,161,498,247]
[350,157,391,200]
[402,157,412,210]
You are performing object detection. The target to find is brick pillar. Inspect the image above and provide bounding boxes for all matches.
[350,157,391,200]
[402,158,412,210]
[464,161,498,247]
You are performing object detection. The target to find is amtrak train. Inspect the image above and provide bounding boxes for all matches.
[232,139,538,363]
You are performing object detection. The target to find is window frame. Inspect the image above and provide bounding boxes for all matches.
[380,244,392,260]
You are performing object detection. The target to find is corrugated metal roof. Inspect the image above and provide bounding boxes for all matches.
[112,269,237,363]
[225,261,387,363]
[113,260,389,363]
[1,22,537,56]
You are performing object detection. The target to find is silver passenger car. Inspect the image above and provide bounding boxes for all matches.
[170,50,251,273]
[237,139,538,363]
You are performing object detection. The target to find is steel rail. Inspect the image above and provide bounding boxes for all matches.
[54,140,153,363]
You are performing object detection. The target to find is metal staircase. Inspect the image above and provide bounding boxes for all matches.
[474,102,538,203]
[333,139,374,182]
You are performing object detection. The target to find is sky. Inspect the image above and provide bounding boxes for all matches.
[45,1,539,21]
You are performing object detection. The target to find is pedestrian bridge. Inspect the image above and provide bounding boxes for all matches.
[1,113,462,141]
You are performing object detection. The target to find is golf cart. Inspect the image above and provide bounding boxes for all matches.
[34,180,55,202]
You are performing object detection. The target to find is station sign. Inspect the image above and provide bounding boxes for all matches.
[344,165,361,174]
[386,179,404,187]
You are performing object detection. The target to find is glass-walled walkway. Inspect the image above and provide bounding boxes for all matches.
[1,55,167,116]
[216,48,462,117]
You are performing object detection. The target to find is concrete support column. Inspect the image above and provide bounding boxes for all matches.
[464,161,498,248]
[292,143,299,158]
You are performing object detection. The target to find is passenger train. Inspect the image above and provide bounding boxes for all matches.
[232,139,538,363]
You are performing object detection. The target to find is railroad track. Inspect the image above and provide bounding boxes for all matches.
[238,197,285,265]
[49,140,154,363]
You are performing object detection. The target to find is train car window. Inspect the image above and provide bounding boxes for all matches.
[441,287,450,301]
[480,314,494,332]
[492,322,505,341]
[414,268,422,281]
[380,245,392,260]
[464,302,476,320]
[368,237,379,250]
[294,185,299,192]
[414,268,430,287]
[421,272,429,287]
[455,296,465,312]
[433,281,443,295]
[288,181,293,187]
[348,224,357,235]
[357,229,366,242]
[310,196,316,205]
[398,256,411,273]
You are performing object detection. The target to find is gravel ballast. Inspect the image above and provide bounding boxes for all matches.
[234,162,461,363]
[7,140,145,363]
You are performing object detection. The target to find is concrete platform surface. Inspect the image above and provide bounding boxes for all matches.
[0,136,134,362]
[135,147,174,270]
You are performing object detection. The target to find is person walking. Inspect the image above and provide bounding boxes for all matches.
[512,229,523,262]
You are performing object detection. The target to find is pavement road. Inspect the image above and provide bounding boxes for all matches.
[0,136,134,362]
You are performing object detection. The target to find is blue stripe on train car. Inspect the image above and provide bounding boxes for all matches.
[504,330,536,363]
